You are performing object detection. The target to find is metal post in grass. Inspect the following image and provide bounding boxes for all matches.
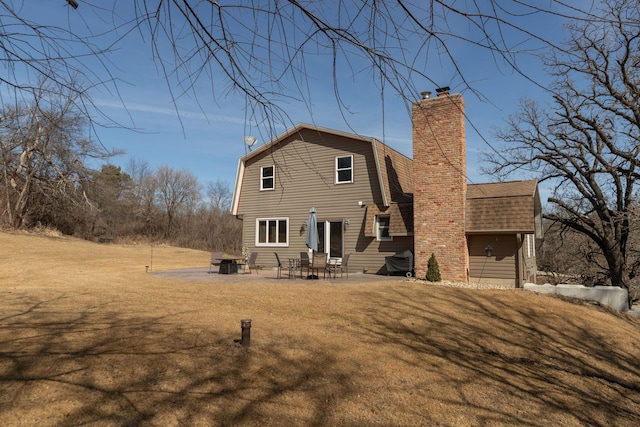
[241,319,252,347]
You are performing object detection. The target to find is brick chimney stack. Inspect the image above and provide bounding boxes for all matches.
[412,90,469,282]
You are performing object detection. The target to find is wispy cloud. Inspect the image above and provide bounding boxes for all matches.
[94,98,245,125]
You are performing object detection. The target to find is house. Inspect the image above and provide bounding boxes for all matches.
[231,90,542,287]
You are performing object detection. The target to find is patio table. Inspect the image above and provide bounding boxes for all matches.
[288,258,300,279]
[219,257,244,274]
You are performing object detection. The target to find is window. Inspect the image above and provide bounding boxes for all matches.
[335,155,353,184]
[256,218,288,246]
[261,165,274,190]
[526,234,535,258]
[376,215,392,241]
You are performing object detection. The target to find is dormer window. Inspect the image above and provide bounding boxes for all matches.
[335,155,353,184]
[261,165,274,190]
[376,215,392,241]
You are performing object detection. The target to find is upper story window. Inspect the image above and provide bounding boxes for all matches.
[376,215,392,241]
[261,165,274,190]
[335,155,353,184]
[256,218,288,246]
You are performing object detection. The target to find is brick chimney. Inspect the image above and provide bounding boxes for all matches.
[412,89,469,282]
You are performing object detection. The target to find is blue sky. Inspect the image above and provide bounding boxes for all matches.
[6,2,589,196]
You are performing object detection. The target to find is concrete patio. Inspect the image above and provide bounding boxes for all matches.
[151,266,409,284]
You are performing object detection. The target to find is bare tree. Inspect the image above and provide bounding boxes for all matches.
[123,158,159,236]
[1,2,602,135]
[0,81,114,229]
[487,0,640,296]
[129,1,604,134]
[206,180,232,212]
[0,1,126,127]
[154,165,200,238]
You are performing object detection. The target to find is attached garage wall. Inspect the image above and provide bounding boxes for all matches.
[468,234,517,288]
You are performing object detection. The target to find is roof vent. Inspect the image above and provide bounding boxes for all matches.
[420,91,432,99]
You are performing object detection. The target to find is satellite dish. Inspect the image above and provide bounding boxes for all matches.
[243,136,258,150]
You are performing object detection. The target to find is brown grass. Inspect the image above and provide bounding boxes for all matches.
[1,230,639,426]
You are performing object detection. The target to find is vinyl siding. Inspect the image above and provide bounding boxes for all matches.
[236,129,412,273]
[468,234,517,286]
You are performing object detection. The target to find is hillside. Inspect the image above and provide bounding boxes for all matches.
[1,231,639,426]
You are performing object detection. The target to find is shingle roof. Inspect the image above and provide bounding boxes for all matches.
[374,140,414,204]
[466,180,540,234]
[364,203,414,237]
[467,180,538,199]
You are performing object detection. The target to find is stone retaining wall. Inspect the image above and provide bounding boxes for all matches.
[523,283,629,311]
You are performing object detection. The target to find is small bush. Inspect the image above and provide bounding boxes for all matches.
[426,253,442,282]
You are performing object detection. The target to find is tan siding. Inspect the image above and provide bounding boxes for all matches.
[236,130,411,273]
[468,235,517,286]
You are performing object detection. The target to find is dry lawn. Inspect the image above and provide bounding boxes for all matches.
[1,230,640,426]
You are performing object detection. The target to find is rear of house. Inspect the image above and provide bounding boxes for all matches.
[231,91,543,286]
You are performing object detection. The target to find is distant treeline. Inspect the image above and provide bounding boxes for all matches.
[0,98,240,253]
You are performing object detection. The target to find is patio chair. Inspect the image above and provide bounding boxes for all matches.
[299,251,310,278]
[342,253,351,278]
[309,252,327,279]
[245,252,259,274]
[323,254,351,279]
[334,253,351,279]
[274,252,283,279]
[209,251,224,274]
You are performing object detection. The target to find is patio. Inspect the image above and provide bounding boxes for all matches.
[151,266,408,284]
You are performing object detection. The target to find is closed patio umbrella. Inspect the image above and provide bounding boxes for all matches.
[305,207,318,252]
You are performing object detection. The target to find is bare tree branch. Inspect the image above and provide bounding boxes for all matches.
[488,0,640,292]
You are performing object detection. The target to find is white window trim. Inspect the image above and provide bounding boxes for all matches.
[260,165,275,191]
[376,215,392,241]
[526,234,535,258]
[335,155,353,184]
[255,217,289,247]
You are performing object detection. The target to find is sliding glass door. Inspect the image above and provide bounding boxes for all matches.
[316,220,343,259]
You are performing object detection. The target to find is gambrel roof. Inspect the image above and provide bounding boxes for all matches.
[231,123,413,215]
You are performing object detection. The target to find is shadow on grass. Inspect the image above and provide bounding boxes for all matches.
[0,292,354,426]
[349,285,640,426]
[2,286,640,426]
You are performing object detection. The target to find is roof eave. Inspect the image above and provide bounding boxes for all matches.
[230,159,245,215]
[371,140,390,207]
[241,123,377,163]
[465,229,536,234]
